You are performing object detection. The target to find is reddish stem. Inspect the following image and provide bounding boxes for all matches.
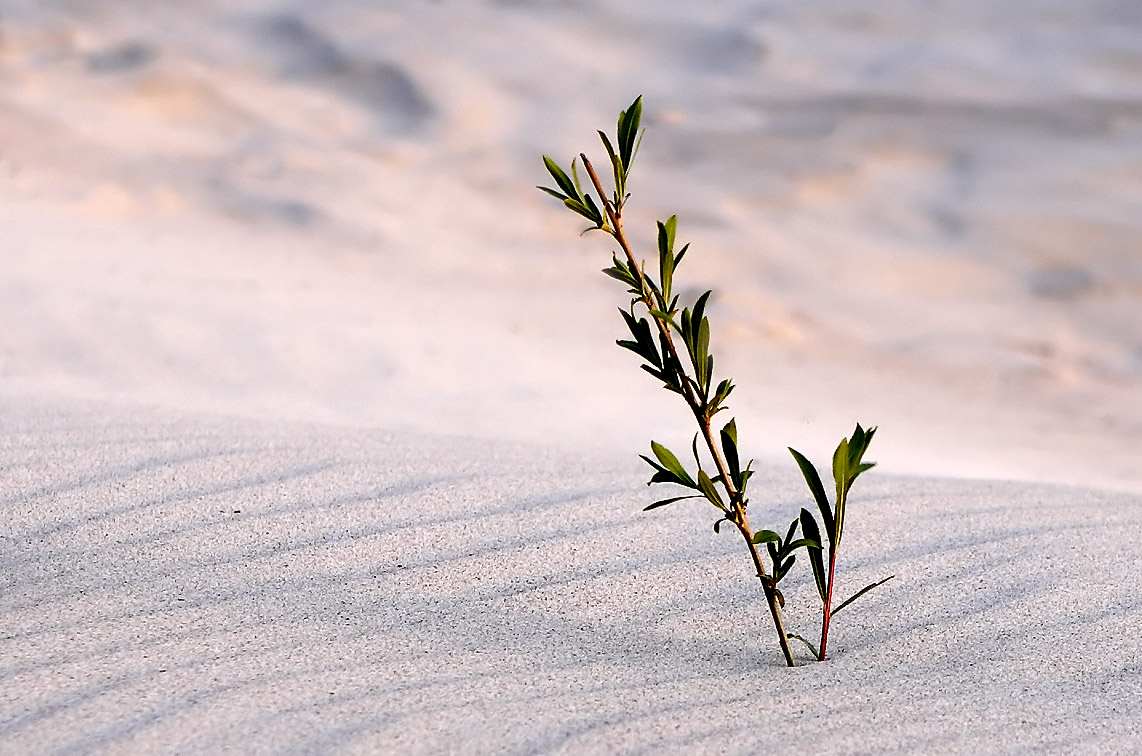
[819,549,839,660]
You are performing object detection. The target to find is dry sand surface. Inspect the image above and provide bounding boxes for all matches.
[2,0,1141,753]
[3,398,1141,753]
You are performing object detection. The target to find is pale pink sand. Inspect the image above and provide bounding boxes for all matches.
[1,0,1139,492]
[2,1,1142,752]
[2,397,1140,754]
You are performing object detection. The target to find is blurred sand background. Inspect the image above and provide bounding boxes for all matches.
[1,0,1139,491]
[2,2,1142,753]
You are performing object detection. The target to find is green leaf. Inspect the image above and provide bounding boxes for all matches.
[537,185,568,201]
[639,365,681,392]
[787,633,821,661]
[618,95,643,169]
[603,265,636,288]
[618,306,640,333]
[799,508,827,603]
[831,575,895,617]
[617,308,661,369]
[709,378,734,416]
[833,437,850,499]
[696,470,725,509]
[542,155,577,198]
[569,157,589,198]
[783,518,798,547]
[789,447,834,547]
[849,423,866,461]
[657,221,676,303]
[582,193,604,227]
[644,495,703,511]
[598,130,618,166]
[692,290,712,333]
[616,339,648,360]
[562,198,602,227]
[640,453,695,488]
[674,242,690,268]
[650,441,696,488]
[737,459,754,496]
[648,309,682,332]
[752,529,781,545]
[785,537,820,552]
[720,419,740,484]
[695,317,710,385]
[663,215,677,251]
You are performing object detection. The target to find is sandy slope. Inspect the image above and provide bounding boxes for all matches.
[3,397,1140,754]
[0,0,1140,490]
[1,1,1142,752]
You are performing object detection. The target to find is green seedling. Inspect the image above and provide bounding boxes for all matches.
[539,96,887,666]
[788,424,894,660]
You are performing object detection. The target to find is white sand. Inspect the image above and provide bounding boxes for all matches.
[3,396,1140,753]
[2,1,1141,752]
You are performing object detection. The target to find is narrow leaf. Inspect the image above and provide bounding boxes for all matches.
[648,310,682,332]
[697,470,725,509]
[800,508,827,603]
[618,95,643,168]
[644,495,703,511]
[615,339,650,361]
[598,130,618,166]
[542,156,577,198]
[781,538,820,555]
[789,447,834,546]
[674,242,690,268]
[737,459,754,496]
[582,193,604,227]
[831,575,896,617]
[783,518,798,546]
[778,555,796,581]
[833,438,850,500]
[692,290,712,331]
[537,185,568,201]
[658,221,675,303]
[787,633,821,661]
[720,419,741,483]
[603,266,636,287]
[663,215,677,251]
[651,441,696,488]
[694,318,710,386]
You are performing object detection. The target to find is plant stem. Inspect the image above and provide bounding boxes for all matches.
[819,549,839,661]
[580,153,797,667]
[736,517,797,667]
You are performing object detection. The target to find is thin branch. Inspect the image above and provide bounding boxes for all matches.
[579,152,797,667]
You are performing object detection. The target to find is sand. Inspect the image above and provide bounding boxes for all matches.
[3,396,1141,753]
[2,0,1141,753]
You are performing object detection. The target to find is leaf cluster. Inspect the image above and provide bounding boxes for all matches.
[751,519,819,605]
[789,424,878,600]
[788,424,893,659]
[539,97,644,231]
[538,96,891,666]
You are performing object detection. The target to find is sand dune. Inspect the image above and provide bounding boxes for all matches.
[1,1,1141,752]
[3,397,1140,753]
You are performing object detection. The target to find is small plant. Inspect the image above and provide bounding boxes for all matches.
[539,97,890,666]
[788,425,894,661]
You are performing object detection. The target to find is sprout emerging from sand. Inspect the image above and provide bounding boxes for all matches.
[539,96,891,666]
[788,425,894,661]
